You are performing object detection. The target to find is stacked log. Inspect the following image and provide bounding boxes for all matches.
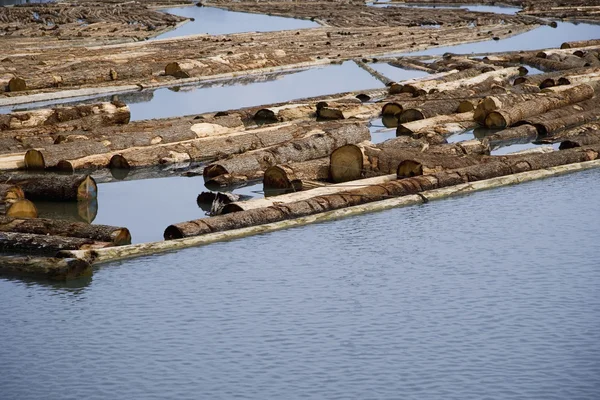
[315,101,379,121]
[474,92,545,125]
[0,216,131,245]
[253,104,315,124]
[0,174,97,201]
[164,144,600,240]
[561,39,600,49]
[521,56,586,72]
[0,256,92,281]
[202,122,370,180]
[0,232,113,255]
[396,112,476,137]
[0,184,37,218]
[398,99,464,123]
[263,158,330,192]
[514,98,600,135]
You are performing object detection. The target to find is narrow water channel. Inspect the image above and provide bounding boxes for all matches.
[1,168,598,400]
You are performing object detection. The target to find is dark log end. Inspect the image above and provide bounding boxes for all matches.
[532,123,548,136]
[8,77,26,92]
[539,79,556,89]
[382,115,399,128]
[518,66,529,76]
[220,203,244,214]
[317,107,344,120]
[557,77,571,86]
[109,155,131,170]
[399,109,425,123]
[573,50,585,58]
[165,62,182,77]
[6,199,38,218]
[263,165,291,190]
[203,164,228,179]
[513,77,528,86]
[484,112,507,129]
[388,83,404,95]
[381,102,402,116]
[356,93,371,102]
[457,100,476,113]
[399,85,416,95]
[164,225,184,240]
[560,43,571,49]
[558,140,579,150]
[535,51,547,59]
[24,149,45,170]
[397,160,423,178]
[254,109,278,124]
[76,176,98,201]
[315,101,329,111]
[396,124,413,136]
[55,160,75,174]
[330,144,363,183]
[112,228,132,246]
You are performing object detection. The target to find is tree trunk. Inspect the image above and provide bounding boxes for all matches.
[481,125,539,149]
[0,173,97,201]
[485,84,597,129]
[253,104,315,124]
[474,92,543,125]
[387,58,435,73]
[0,232,113,255]
[0,256,92,281]
[515,98,600,135]
[202,122,370,180]
[163,143,600,240]
[0,102,130,132]
[398,99,463,123]
[263,158,330,192]
[561,39,600,49]
[521,56,586,72]
[354,59,395,86]
[396,112,476,136]
[316,102,379,121]
[0,216,131,245]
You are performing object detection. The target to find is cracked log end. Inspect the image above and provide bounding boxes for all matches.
[485,111,507,129]
[24,149,45,169]
[4,199,38,218]
[330,144,363,183]
[397,160,423,178]
[382,102,402,116]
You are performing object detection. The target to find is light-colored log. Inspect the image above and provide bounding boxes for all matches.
[396,112,476,136]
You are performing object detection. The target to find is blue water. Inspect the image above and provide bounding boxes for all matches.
[1,168,599,399]
[153,6,319,40]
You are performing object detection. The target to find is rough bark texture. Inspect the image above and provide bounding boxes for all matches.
[0,216,131,245]
[482,125,539,149]
[0,232,113,255]
[164,144,600,240]
[0,256,92,281]
[263,158,331,192]
[398,100,463,123]
[396,112,476,137]
[0,173,97,201]
[514,98,600,135]
[474,92,543,125]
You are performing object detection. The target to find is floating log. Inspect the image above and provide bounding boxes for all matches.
[0,216,131,245]
[0,184,37,218]
[559,130,600,149]
[354,59,395,86]
[0,102,130,132]
[561,39,600,49]
[253,104,314,124]
[8,77,26,92]
[0,256,92,281]
[316,101,379,121]
[0,173,97,201]
[485,84,597,129]
[387,58,435,73]
[203,122,370,180]
[481,125,539,149]
[515,98,600,135]
[0,232,113,255]
[399,99,464,123]
[164,144,600,240]
[474,92,543,125]
[521,56,586,72]
[396,112,476,137]
[263,158,330,192]
[164,59,205,78]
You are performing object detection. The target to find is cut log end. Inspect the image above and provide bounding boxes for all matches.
[539,78,556,89]
[254,109,278,124]
[396,124,414,136]
[457,100,476,113]
[165,62,190,78]
[330,144,364,183]
[382,115,399,128]
[484,111,507,129]
[75,176,98,202]
[5,199,38,218]
[220,203,244,214]
[109,155,130,170]
[513,77,528,86]
[399,109,425,123]
[381,102,402,116]
[397,160,423,178]
[164,225,184,240]
[263,165,297,191]
[559,140,580,150]
[203,164,229,179]
[24,149,46,170]
[112,228,132,246]
[8,77,26,92]
[317,107,344,120]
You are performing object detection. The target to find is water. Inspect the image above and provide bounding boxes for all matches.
[370,1,522,15]
[0,62,385,120]
[396,22,600,56]
[0,0,51,5]
[369,117,398,143]
[1,168,599,399]
[153,6,319,40]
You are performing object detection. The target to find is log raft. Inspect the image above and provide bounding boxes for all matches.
[0,174,97,201]
[0,232,113,255]
[0,256,92,281]
[0,184,37,218]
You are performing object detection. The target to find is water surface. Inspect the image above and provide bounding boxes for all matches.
[370,1,522,15]
[1,168,599,399]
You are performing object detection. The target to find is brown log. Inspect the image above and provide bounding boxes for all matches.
[515,98,600,135]
[164,144,600,240]
[485,84,597,129]
[521,56,585,72]
[474,92,544,125]
[398,100,463,123]
[0,256,92,281]
[561,39,600,49]
[8,77,26,92]
[253,104,315,124]
[203,122,370,180]
[0,232,112,255]
[263,158,330,192]
[0,173,97,201]
[316,101,379,121]
[0,102,130,132]
[481,125,539,149]
[0,184,37,218]
[0,216,131,245]
[396,112,476,137]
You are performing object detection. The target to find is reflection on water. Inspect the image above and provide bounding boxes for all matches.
[33,199,98,224]
[1,168,598,399]
[154,6,319,40]
[369,117,398,143]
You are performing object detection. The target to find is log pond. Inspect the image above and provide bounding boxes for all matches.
[1,167,599,399]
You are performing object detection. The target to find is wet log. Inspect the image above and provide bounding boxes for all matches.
[225,175,397,214]
[253,104,314,124]
[202,123,370,180]
[316,102,379,121]
[354,59,395,86]
[387,58,435,73]
[0,216,131,245]
[0,256,92,281]
[561,39,600,49]
[481,125,539,149]
[0,184,37,218]
[398,99,464,123]
[559,130,600,149]
[396,112,476,137]
[521,56,586,72]
[263,158,330,192]
[0,232,113,255]
[474,92,543,125]
[164,144,600,240]
[513,67,600,88]
[515,98,600,135]
[164,60,205,78]
[485,84,597,129]
[0,102,130,132]
[0,173,97,201]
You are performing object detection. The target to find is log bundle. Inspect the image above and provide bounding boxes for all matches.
[0,256,92,281]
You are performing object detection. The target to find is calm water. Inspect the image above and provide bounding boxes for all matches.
[0,0,51,5]
[1,168,599,399]
[153,6,319,40]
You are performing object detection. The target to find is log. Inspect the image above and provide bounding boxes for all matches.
[398,99,464,123]
[164,144,600,240]
[0,256,92,281]
[0,102,130,132]
[8,77,26,92]
[164,60,206,78]
[0,173,97,201]
[515,98,600,135]
[485,84,597,129]
[0,216,131,246]
[481,125,539,149]
[202,122,370,180]
[224,175,397,214]
[521,56,586,72]
[263,158,330,192]
[473,92,543,125]
[396,112,476,137]
[561,39,600,49]
[315,102,379,121]
[253,104,314,124]
[0,232,113,255]
[559,130,600,149]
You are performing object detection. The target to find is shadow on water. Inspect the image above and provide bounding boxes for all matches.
[153,6,319,40]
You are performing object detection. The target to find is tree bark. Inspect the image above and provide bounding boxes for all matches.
[481,125,539,149]
[398,99,463,123]
[561,39,600,49]
[34,199,98,224]
[253,104,315,124]
[0,256,92,281]
[485,84,597,129]
[521,56,586,72]
[0,216,131,245]
[0,232,113,255]
[164,144,600,240]
[515,98,600,135]
[396,112,476,136]
[474,92,543,125]
[263,158,330,192]
[202,122,370,180]
[0,173,97,201]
